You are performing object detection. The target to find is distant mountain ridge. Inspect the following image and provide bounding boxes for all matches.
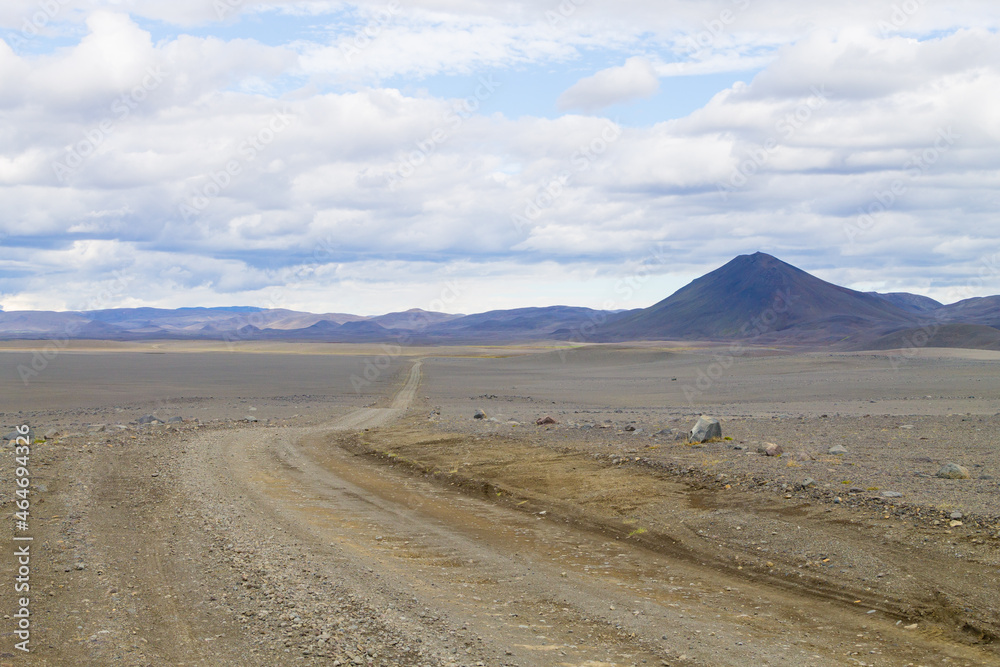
[1,254,996,349]
[592,252,921,343]
[869,292,943,314]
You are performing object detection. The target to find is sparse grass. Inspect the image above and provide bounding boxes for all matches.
[627,527,647,538]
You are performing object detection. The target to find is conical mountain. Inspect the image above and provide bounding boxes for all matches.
[597,252,918,341]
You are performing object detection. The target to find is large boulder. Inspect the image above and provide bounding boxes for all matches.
[688,416,722,443]
[936,463,970,479]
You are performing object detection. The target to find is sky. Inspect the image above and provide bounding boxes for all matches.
[1,0,999,316]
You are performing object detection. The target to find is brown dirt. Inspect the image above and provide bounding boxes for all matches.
[2,345,999,666]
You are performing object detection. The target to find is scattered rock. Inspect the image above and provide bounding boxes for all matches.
[535,416,558,425]
[801,478,817,489]
[936,463,970,480]
[655,428,684,441]
[137,414,163,425]
[43,428,60,440]
[473,409,487,420]
[167,416,184,423]
[758,442,783,457]
[688,416,722,443]
[794,451,815,462]
[828,445,848,455]
[950,511,963,520]
[624,425,636,432]
[881,491,903,498]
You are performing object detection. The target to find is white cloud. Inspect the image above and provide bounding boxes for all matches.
[557,57,660,111]
[2,5,1000,313]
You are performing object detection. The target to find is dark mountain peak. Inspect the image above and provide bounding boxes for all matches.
[717,251,810,279]
[597,253,918,342]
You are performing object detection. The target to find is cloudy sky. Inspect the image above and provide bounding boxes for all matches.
[1,0,999,315]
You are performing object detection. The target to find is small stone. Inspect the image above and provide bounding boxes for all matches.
[881,491,903,498]
[828,445,848,455]
[950,511,963,520]
[535,415,557,425]
[759,442,783,457]
[802,478,817,488]
[936,463,971,480]
[473,409,487,420]
[949,520,963,528]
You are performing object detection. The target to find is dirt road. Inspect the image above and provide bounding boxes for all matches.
[13,357,999,666]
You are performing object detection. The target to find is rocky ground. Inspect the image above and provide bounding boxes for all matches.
[1,343,998,666]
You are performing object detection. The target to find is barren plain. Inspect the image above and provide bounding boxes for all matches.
[1,341,998,666]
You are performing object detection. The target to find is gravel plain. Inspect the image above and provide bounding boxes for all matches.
[1,341,998,666]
